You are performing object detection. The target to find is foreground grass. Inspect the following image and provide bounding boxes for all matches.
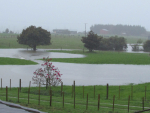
[0,83,150,113]
[0,57,38,65]
[47,50,150,65]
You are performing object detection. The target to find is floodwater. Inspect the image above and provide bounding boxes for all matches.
[0,46,150,87]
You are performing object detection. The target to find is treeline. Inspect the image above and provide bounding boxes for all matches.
[90,24,147,36]
[99,36,127,51]
[1,28,15,34]
[82,31,127,52]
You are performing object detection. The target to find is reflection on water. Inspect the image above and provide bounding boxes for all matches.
[0,48,150,87]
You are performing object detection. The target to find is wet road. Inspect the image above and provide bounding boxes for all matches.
[0,104,29,113]
[0,100,45,113]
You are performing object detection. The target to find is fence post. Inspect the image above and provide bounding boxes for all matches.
[106,83,109,99]
[6,86,8,101]
[63,92,64,108]
[131,85,133,100]
[38,83,40,105]
[61,82,63,97]
[145,86,146,101]
[46,79,48,90]
[94,85,95,99]
[72,85,73,98]
[28,89,29,104]
[86,93,88,110]
[10,79,11,91]
[98,94,100,111]
[18,87,19,102]
[19,79,21,92]
[50,90,52,106]
[29,81,31,93]
[83,85,84,98]
[143,97,144,111]
[49,90,51,106]
[1,78,2,90]
[74,81,75,109]
[113,95,115,111]
[119,86,120,100]
[128,95,130,112]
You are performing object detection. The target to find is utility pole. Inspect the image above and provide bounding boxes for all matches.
[85,23,86,37]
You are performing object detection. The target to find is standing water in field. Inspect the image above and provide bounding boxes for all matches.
[0,48,149,87]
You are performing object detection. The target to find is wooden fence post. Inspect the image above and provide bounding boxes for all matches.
[94,85,95,99]
[29,81,31,92]
[10,79,11,91]
[50,90,52,106]
[106,83,109,99]
[119,86,120,100]
[83,85,84,98]
[72,85,73,98]
[28,89,29,104]
[38,83,40,105]
[19,79,21,92]
[1,78,2,90]
[145,86,146,101]
[98,94,100,111]
[61,82,63,97]
[18,87,19,102]
[143,97,144,111]
[113,95,115,111]
[74,81,75,109]
[131,85,133,100]
[49,90,51,106]
[63,92,64,108]
[46,79,48,90]
[128,95,130,112]
[86,93,88,110]
[6,86,8,101]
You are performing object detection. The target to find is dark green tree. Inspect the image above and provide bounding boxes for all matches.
[99,36,127,51]
[5,28,9,33]
[17,26,51,51]
[110,36,127,51]
[81,30,103,52]
[143,40,150,52]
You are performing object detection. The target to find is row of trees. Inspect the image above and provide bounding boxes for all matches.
[90,24,147,36]
[82,31,127,52]
[17,26,150,52]
[2,28,15,34]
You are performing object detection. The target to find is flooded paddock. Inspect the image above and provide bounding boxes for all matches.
[0,47,149,87]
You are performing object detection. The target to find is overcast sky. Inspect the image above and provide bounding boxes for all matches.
[0,0,150,33]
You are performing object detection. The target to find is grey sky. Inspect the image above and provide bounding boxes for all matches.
[0,0,150,33]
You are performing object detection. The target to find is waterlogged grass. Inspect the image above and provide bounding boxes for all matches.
[0,83,150,112]
[47,50,150,65]
[0,57,38,65]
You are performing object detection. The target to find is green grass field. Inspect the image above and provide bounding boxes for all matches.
[0,33,148,49]
[0,83,150,113]
[46,50,150,65]
[0,33,150,112]
[0,57,38,65]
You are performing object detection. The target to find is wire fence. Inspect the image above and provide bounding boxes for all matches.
[0,78,150,113]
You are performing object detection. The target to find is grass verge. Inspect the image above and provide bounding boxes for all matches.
[0,57,38,65]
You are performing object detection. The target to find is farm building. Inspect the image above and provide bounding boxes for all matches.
[100,29,109,34]
[53,29,70,35]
